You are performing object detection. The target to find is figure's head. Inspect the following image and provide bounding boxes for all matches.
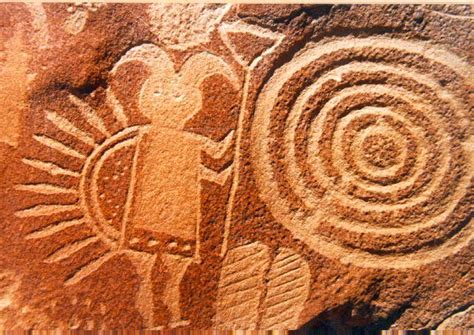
[111,44,238,130]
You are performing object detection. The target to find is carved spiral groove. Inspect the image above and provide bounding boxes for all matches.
[251,37,474,268]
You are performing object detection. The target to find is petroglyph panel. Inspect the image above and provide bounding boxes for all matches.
[0,3,472,331]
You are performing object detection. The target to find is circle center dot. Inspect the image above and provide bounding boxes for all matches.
[362,134,400,168]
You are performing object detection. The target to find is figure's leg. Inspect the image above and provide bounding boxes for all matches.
[161,253,193,327]
[126,251,157,328]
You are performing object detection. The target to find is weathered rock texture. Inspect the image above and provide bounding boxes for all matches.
[0,3,473,331]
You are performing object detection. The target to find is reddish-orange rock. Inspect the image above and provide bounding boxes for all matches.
[0,3,472,331]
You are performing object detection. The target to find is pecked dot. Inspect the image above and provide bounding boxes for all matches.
[147,239,159,247]
[183,244,191,251]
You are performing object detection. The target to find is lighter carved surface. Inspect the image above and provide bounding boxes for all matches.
[148,4,230,50]
[214,243,270,329]
[215,244,311,329]
[0,30,28,147]
[260,248,310,329]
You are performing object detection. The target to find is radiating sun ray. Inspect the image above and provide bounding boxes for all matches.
[22,158,81,178]
[33,134,86,160]
[14,183,77,195]
[44,236,100,263]
[19,92,140,290]
[106,88,129,128]
[65,251,114,286]
[25,218,85,240]
[46,110,96,147]
[69,94,111,137]
[26,217,85,240]
[15,203,80,218]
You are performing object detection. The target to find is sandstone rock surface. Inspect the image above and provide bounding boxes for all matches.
[0,3,472,331]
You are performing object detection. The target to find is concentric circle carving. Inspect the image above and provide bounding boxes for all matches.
[251,37,474,268]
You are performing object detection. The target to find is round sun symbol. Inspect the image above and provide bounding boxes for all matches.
[16,90,142,258]
[14,89,191,327]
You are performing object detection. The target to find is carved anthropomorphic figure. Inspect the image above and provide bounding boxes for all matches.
[119,44,237,248]
[112,44,239,326]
